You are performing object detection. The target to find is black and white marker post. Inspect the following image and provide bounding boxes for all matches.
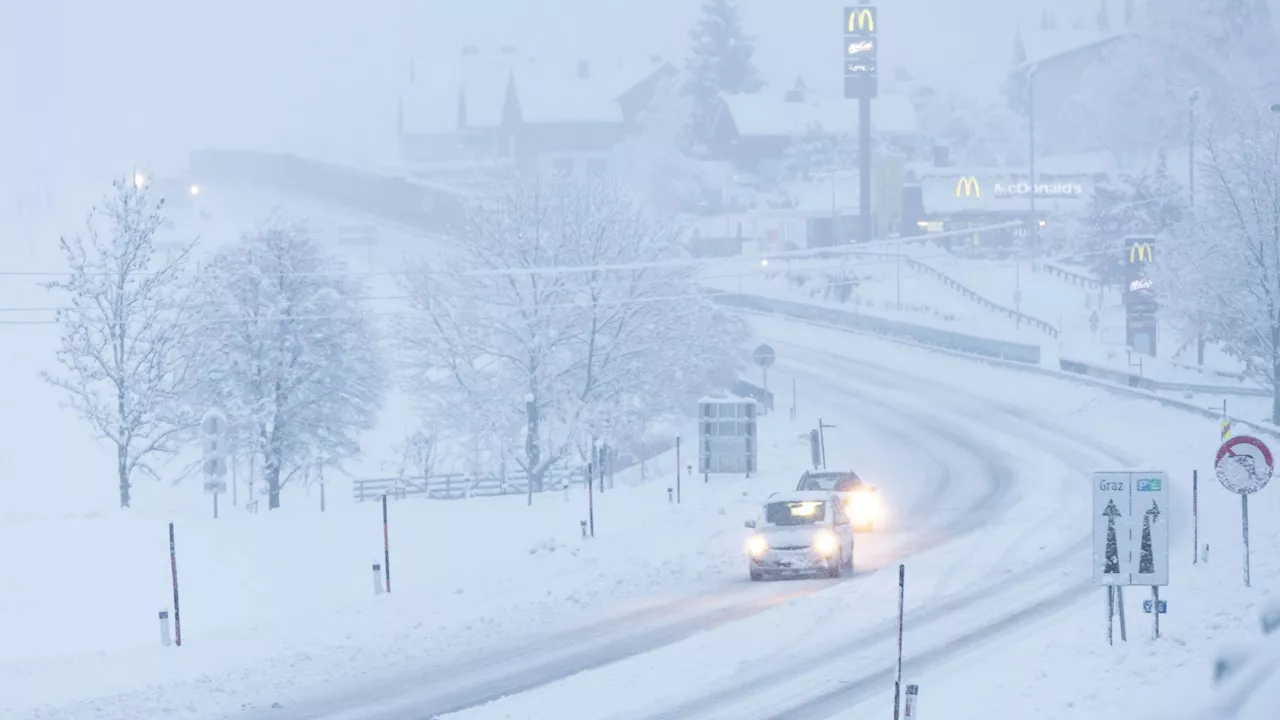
[893,564,905,720]
[382,494,391,593]
[1193,470,1199,565]
[675,436,681,504]
[1214,435,1274,588]
[168,522,182,647]
[587,462,595,538]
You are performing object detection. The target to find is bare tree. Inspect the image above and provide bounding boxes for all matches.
[43,177,196,508]
[1161,100,1280,420]
[397,173,740,493]
[183,220,386,509]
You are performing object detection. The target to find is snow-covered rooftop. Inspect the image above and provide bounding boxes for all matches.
[401,51,670,133]
[720,91,918,138]
[1017,30,1135,71]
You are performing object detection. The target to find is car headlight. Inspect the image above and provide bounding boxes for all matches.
[747,535,768,556]
[846,492,883,520]
[813,531,838,556]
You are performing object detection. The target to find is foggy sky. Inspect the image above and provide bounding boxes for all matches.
[4,0,1277,212]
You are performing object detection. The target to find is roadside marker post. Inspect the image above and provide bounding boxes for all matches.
[1215,435,1274,587]
[1193,470,1199,565]
[382,495,391,593]
[168,522,181,647]
[896,566,906,717]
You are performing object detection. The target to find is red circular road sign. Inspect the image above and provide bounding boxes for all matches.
[1215,435,1274,494]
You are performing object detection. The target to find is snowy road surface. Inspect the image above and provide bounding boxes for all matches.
[227,328,1122,720]
[431,321,1146,720]
[217,338,1018,712]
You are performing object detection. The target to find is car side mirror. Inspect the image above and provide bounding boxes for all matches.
[744,520,756,529]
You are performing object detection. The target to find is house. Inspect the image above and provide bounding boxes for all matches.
[398,48,677,179]
[1011,30,1137,155]
[708,80,920,174]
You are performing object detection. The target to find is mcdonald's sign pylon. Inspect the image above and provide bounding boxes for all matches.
[848,8,875,32]
[956,176,980,197]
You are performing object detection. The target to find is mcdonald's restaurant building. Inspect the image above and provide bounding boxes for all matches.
[912,160,1103,252]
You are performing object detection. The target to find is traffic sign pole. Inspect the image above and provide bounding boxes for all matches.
[1243,493,1250,588]
[1214,435,1273,587]
[1193,470,1198,565]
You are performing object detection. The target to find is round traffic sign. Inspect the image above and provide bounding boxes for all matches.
[752,343,776,368]
[1215,435,1274,494]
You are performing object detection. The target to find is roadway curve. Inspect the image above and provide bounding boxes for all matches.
[628,329,1143,720]
[221,333,1038,720]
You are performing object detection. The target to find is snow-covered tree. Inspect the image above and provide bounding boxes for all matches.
[684,0,763,151]
[1001,27,1029,117]
[397,174,742,492]
[1066,0,1279,161]
[780,124,858,182]
[1124,0,1134,25]
[1158,102,1280,420]
[182,220,385,509]
[611,72,716,213]
[1097,0,1111,32]
[1082,156,1185,279]
[1041,7,1056,30]
[43,177,196,508]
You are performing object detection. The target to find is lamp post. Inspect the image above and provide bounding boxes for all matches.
[1190,88,1203,365]
[1027,64,1039,251]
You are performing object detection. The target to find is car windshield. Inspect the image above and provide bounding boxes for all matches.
[801,473,860,492]
[765,501,826,525]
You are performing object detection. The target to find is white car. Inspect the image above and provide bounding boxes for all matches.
[744,491,855,581]
[796,470,885,531]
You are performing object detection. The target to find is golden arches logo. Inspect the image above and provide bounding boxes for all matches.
[848,8,874,32]
[1129,242,1153,263]
[955,176,980,197]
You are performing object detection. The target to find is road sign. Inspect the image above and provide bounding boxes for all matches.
[201,409,228,485]
[1092,470,1169,586]
[202,479,227,493]
[752,343,776,368]
[1216,435,1273,494]
[698,398,757,475]
[1143,599,1168,614]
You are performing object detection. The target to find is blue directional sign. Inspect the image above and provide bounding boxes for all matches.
[1143,599,1168,614]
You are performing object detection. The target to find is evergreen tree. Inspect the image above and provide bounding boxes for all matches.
[1041,7,1056,29]
[684,0,764,151]
[1097,0,1111,32]
[1124,0,1134,25]
[1131,151,1185,233]
[1001,27,1030,117]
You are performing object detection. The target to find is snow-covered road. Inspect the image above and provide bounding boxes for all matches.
[213,323,1028,720]
[432,319,1147,720]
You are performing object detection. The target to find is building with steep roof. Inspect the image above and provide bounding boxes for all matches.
[398,48,676,178]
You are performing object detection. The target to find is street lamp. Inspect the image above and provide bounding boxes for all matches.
[133,171,146,188]
[1190,88,1203,365]
[1027,63,1039,251]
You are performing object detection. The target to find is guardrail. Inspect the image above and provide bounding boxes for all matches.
[1034,261,1101,289]
[710,291,1043,365]
[189,148,467,235]
[1059,357,1271,397]
[353,437,678,502]
[354,467,586,502]
[720,293,1280,441]
[899,255,1060,337]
